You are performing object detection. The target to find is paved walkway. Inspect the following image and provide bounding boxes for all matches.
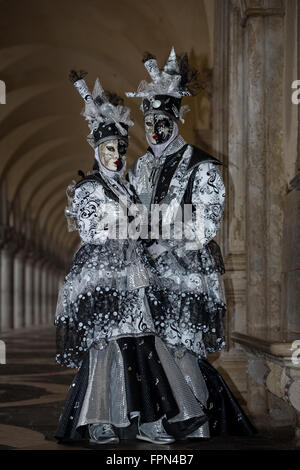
[0,326,298,450]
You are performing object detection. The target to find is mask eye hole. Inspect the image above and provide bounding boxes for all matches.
[118,140,127,154]
[118,147,126,156]
[145,121,152,127]
[106,146,115,152]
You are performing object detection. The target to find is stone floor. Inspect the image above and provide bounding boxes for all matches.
[0,325,298,451]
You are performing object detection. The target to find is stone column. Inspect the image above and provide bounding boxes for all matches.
[213,0,249,352]
[46,264,55,324]
[211,1,250,404]
[24,256,34,327]
[0,248,13,331]
[227,0,286,419]
[50,268,60,323]
[46,266,52,323]
[13,251,25,329]
[33,258,42,325]
[40,261,48,325]
[236,0,286,341]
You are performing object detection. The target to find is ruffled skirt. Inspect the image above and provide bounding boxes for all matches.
[55,240,255,442]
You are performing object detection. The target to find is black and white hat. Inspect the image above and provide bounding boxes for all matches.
[126,47,200,122]
[69,70,134,148]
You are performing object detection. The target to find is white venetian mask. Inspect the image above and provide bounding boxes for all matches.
[99,139,127,172]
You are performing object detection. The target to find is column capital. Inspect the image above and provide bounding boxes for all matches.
[231,0,285,26]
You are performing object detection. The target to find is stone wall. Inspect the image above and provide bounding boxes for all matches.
[213,0,300,438]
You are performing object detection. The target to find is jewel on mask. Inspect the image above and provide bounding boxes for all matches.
[153,100,161,108]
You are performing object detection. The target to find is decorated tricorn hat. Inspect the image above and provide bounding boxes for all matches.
[126,47,200,123]
[69,70,134,148]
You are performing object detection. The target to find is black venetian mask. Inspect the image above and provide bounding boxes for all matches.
[144,113,174,145]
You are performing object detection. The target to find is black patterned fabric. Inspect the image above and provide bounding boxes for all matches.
[54,346,256,442]
[55,240,156,369]
[198,358,257,436]
[54,335,211,442]
[117,336,179,422]
[92,122,128,148]
[152,144,188,204]
[146,285,226,357]
[55,353,90,442]
[203,240,226,276]
[127,142,228,357]
[142,95,182,121]
[163,415,209,440]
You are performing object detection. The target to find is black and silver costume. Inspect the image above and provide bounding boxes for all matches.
[126,48,256,438]
[54,71,210,445]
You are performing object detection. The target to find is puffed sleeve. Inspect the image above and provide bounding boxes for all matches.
[55,179,113,368]
[185,162,226,250]
[67,180,118,244]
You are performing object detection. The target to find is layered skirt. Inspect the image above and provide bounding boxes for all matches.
[55,240,255,442]
[55,241,209,440]
[144,239,227,357]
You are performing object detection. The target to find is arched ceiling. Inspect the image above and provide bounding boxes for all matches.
[0,0,215,266]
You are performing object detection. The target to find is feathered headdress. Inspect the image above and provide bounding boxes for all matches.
[125,47,200,122]
[69,70,134,148]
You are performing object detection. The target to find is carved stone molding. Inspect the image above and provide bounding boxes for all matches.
[247,356,270,386]
[232,332,300,440]
[224,252,246,271]
[232,0,285,26]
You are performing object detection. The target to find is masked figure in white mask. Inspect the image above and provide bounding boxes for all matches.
[126,49,256,438]
[54,71,210,446]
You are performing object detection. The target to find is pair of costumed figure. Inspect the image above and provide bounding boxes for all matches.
[54,48,256,445]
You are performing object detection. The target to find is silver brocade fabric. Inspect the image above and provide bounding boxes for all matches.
[65,176,149,292]
[154,337,206,423]
[77,340,130,428]
[139,346,211,439]
[128,138,226,249]
[127,137,227,357]
[76,336,207,429]
[169,347,210,438]
[128,134,186,209]
[54,175,157,368]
